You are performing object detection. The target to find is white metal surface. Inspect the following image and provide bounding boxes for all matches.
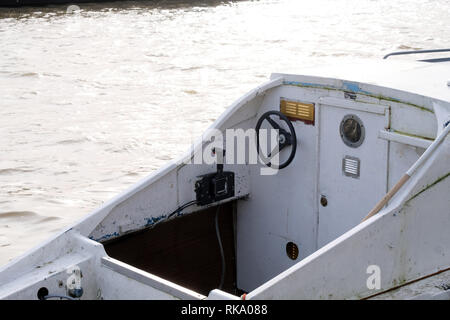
[317,99,389,247]
[236,85,321,292]
[378,130,432,149]
[100,257,204,300]
[370,268,450,300]
[247,138,450,299]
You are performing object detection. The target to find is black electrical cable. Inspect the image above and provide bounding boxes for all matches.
[215,205,226,290]
[166,200,197,220]
[149,200,197,229]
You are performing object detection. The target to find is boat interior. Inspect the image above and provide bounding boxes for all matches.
[103,201,238,296]
[1,69,448,300]
[90,73,442,297]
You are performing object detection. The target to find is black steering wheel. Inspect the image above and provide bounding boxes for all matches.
[255,111,297,169]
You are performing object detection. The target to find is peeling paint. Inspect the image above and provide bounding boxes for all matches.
[283,80,433,113]
[283,80,343,93]
[91,213,178,242]
[342,81,372,95]
[144,214,167,227]
[91,232,120,243]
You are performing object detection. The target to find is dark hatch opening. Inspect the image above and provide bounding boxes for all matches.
[103,201,237,296]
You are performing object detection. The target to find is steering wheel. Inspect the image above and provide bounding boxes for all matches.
[255,111,297,169]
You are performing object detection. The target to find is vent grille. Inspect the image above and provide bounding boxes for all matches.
[286,242,299,260]
[342,156,360,178]
[280,99,315,124]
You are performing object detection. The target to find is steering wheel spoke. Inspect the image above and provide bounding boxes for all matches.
[255,110,298,170]
[266,116,282,130]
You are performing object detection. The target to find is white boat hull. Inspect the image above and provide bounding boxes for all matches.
[1,60,449,300]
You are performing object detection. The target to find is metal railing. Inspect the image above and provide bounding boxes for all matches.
[383,49,450,62]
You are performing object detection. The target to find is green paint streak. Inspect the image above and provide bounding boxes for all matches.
[369,94,432,113]
[393,130,435,141]
[285,83,434,113]
[406,172,450,203]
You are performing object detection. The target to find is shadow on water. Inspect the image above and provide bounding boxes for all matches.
[0,0,248,17]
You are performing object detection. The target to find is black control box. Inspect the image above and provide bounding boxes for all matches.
[195,170,235,206]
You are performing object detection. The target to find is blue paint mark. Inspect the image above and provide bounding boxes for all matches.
[92,211,189,242]
[342,81,371,95]
[144,214,167,227]
[145,210,188,227]
[92,232,120,242]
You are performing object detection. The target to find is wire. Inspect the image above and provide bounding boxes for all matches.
[167,200,197,220]
[148,200,197,229]
[215,205,226,290]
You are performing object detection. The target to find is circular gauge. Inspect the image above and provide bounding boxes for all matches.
[340,114,365,148]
